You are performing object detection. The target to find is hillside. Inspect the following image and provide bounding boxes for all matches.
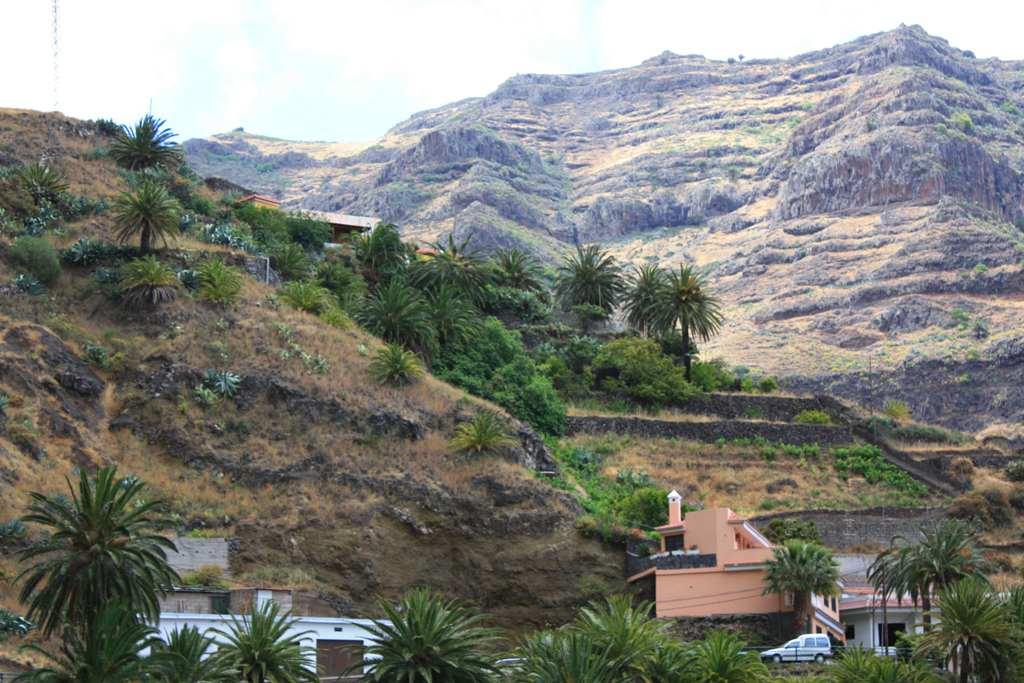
[184,25,1024,434]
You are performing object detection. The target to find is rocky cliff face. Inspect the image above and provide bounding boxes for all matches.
[185,25,1024,432]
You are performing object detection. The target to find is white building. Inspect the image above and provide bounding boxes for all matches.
[154,588,384,680]
[835,554,925,654]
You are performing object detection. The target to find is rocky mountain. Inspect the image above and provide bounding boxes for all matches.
[185,26,1024,434]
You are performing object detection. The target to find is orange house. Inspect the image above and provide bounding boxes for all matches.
[627,493,844,640]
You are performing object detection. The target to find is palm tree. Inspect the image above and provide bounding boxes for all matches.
[867,543,900,652]
[109,114,182,171]
[555,245,624,323]
[762,540,839,635]
[18,162,68,204]
[832,647,941,683]
[640,640,695,682]
[14,601,159,683]
[358,588,500,682]
[113,179,180,252]
[887,520,988,632]
[622,264,668,336]
[151,624,233,683]
[411,233,493,303]
[449,411,517,456]
[514,630,619,683]
[690,630,769,683]
[212,600,318,683]
[353,222,408,284]
[427,285,480,348]
[17,466,178,637]
[572,595,666,678]
[356,279,437,355]
[649,264,723,379]
[918,578,1017,683]
[119,255,180,309]
[494,248,544,293]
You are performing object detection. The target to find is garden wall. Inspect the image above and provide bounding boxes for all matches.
[167,537,231,575]
[751,507,946,550]
[566,416,855,447]
[683,393,851,423]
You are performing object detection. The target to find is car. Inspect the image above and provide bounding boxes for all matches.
[760,633,833,664]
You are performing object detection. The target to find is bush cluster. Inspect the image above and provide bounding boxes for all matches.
[9,236,61,285]
[832,445,927,497]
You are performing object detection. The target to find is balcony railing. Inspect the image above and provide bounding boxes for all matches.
[629,550,717,575]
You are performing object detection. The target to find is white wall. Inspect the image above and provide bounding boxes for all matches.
[842,607,921,653]
[153,612,384,677]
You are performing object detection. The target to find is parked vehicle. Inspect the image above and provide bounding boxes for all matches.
[761,634,833,663]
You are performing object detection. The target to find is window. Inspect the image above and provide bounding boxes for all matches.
[845,624,856,640]
[815,637,829,648]
[815,626,822,634]
[830,596,837,611]
[784,639,800,648]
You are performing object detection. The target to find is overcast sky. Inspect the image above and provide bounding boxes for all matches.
[3,1,1023,143]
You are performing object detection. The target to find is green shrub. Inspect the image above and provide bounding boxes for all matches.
[832,445,927,497]
[119,255,179,308]
[758,376,779,393]
[616,487,668,528]
[435,318,565,435]
[369,344,424,386]
[318,305,351,329]
[689,359,736,392]
[197,258,243,305]
[794,409,831,425]
[950,111,975,133]
[279,280,329,314]
[450,410,517,455]
[180,565,228,589]
[10,236,61,285]
[235,203,289,247]
[1006,460,1024,482]
[286,212,332,251]
[316,259,366,311]
[948,487,1013,529]
[61,238,135,266]
[882,400,911,422]
[590,337,696,407]
[762,518,820,544]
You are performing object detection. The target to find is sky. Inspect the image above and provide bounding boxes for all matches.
[3,0,1024,143]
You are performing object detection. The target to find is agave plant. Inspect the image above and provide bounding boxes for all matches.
[358,588,500,682]
[450,410,517,455]
[211,600,317,683]
[18,162,68,204]
[368,344,424,386]
[109,114,182,171]
[197,258,243,305]
[113,179,180,253]
[119,256,179,309]
[203,369,241,398]
[279,280,329,314]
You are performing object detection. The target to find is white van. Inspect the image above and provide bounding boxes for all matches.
[760,633,833,663]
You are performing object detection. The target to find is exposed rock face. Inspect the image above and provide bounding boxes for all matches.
[185,24,1024,431]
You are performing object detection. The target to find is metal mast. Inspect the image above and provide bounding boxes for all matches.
[52,0,59,110]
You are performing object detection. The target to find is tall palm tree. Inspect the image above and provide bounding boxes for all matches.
[411,233,493,303]
[690,630,769,683]
[427,285,480,348]
[622,264,668,337]
[494,248,544,293]
[113,179,180,252]
[358,588,500,682]
[14,601,159,683]
[151,624,233,683]
[888,520,988,632]
[555,244,625,329]
[918,578,1017,683]
[763,540,839,635]
[572,595,666,678]
[353,222,409,284]
[650,264,723,379]
[109,114,182,171]
[17,466,178,637]
[867,543,900,651]
[212,600,318,683]
[514,630,619,683]
[356,279,437,355]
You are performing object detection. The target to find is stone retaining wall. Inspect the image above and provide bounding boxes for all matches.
[566,416,855,446]
[167,537,231,575]
[684,393,850,424]
[666,613,793,646]
[751,507,946,550]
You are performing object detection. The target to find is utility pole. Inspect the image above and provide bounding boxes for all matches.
[52,0,59,110]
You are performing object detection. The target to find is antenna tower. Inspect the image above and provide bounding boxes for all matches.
[52,0,59,110]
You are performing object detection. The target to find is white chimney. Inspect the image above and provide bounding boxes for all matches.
[667,489,683,526]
